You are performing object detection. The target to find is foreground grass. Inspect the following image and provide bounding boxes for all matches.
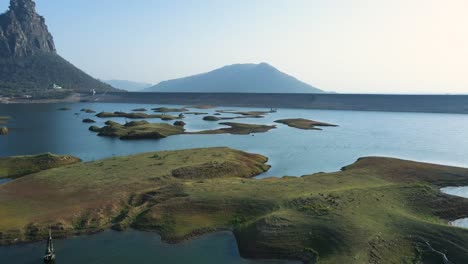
[1,150,468,263]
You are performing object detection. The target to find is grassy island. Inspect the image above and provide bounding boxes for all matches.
[275,118,338,130]
[1,149,468,263]
[216,110,272,118]
[0,153,81,179]
[96,111,180,120]
[80,108,96,113]
[0,116,9,135]
[131,108,148,112]
[0,127,7,135]
[152,107,189,113]
[0,116,10,124]
[89,120,185,139]
[90,121,276,138]
[190,122,276,135]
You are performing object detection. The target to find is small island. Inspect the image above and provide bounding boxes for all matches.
[152,107,189,113]
[1,149,468,263]
[82,118,96,123]
[216,110,271,118]
[275,118,338,130]
[80,108,96,113]
[0,126,8,135]
[89,120,185,140]
[89,119,278,139]
[0,116,10,135]
[131,108,148,112]
[190,122,276,135]
[56,107,71,111]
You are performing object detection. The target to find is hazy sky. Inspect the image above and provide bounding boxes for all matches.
[1,0,467,94]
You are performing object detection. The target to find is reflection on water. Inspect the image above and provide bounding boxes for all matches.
[0,230,298,264]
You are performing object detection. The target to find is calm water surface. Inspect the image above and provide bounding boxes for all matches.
[0,230,298,264]
[2,102,468,262]
[2,103,468,177]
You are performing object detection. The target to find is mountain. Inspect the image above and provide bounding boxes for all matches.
[0,0,117,98]
[145,63,323,93]
[104,80,152,92]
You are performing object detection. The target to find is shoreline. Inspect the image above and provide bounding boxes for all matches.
[2,92,468,114]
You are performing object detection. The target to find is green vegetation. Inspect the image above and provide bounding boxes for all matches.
[56,107,71,111]
[96,111,180,120]
[203,116,220,121]
[80,108,96,113]
[0,54,116,97]
[173,121,186,127]
[187,105,216,109]
[132,108,148,112]
[82,118,96,123]
[0,153,81,179]
[275,118,338,130]
[90,120,185,139]
[90,121,276,139]
[152,107,189,113]
[216,110,274,117]
[0,116,9,135]
[184,112,209,115]
[190,122,276,135]
[1,151,468,263]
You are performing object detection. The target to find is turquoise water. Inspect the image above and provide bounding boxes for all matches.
[2,102,468,262]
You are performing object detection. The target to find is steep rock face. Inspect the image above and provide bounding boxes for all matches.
[0,0,56,57]
[0,0,119,97]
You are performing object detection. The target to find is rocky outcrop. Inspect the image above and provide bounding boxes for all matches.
[0,0,119,97]
[0,0,56,58]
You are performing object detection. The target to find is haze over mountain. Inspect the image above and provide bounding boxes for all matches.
[104,80,152,92]
[0,0,116,97]
[145,63,323,93]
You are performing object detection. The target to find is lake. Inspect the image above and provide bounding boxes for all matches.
[2,103,468,177]
[0,230,297,264]
[1,102,468,263]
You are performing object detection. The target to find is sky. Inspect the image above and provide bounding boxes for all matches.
[1,0,467,94]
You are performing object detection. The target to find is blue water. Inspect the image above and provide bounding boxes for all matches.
[441,187,468,228]
[0,230,297,264]
[0,178,12,185]
[2,102,468,263]
[2,103,468,178]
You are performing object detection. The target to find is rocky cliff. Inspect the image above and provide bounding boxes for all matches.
[0,0,118,97]
[0,0,55,57]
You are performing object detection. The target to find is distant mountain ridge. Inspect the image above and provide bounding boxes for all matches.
[0,0,117,97]
[145,63,323,93]
[104,80,152,92]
